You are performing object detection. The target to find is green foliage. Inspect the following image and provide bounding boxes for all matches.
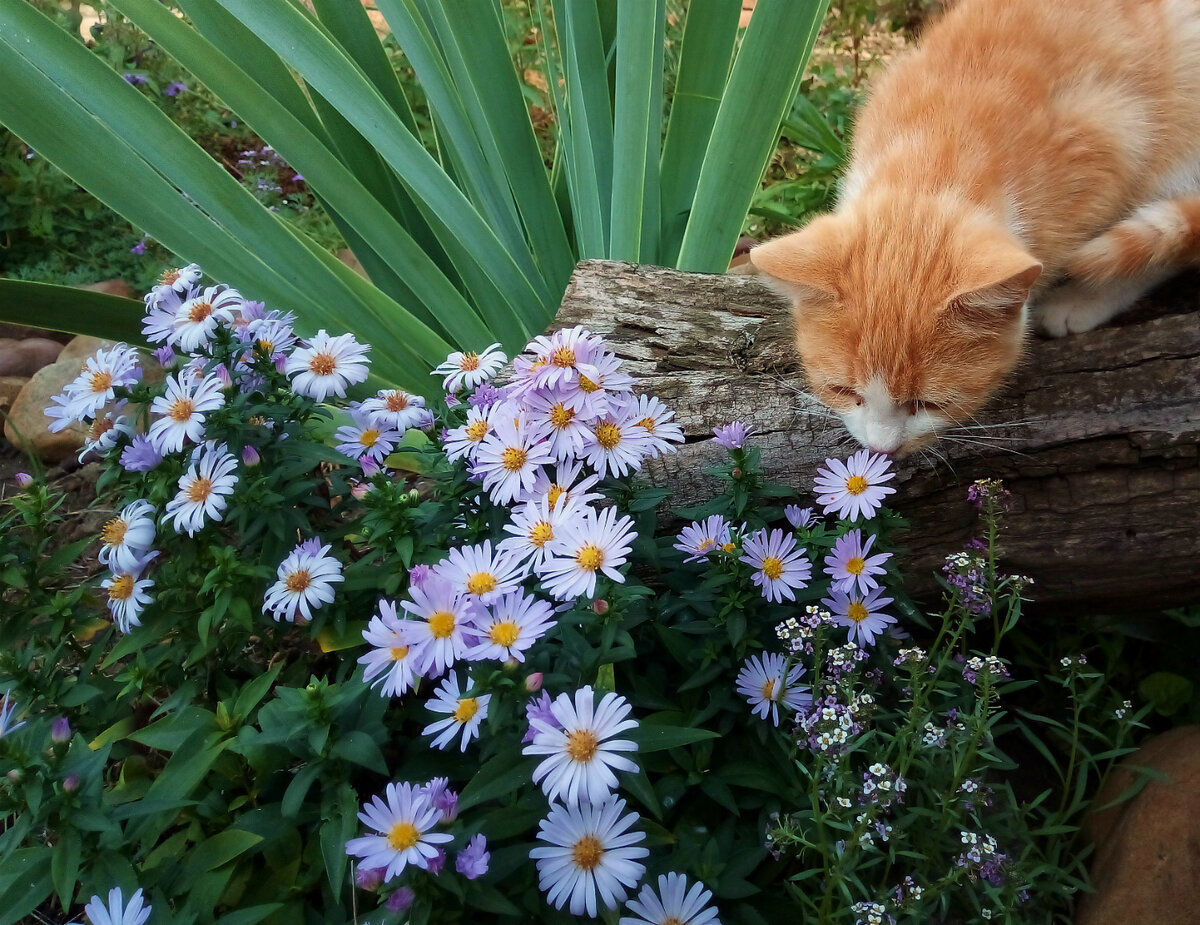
[0,0,830,390]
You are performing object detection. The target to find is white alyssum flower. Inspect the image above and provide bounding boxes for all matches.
[262,538,344,623]
[523,685,639,806]
[422,670,491,752]
[163,442,239,536]
[286,330,371,401]
[530,795,649,917]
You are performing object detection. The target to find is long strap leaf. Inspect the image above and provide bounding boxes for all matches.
[0,281,143,343]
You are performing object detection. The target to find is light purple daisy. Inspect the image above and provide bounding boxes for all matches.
[739,528,812,603]
[334,407,401,463]
[813,449,896,521]
[821,586,897,648]
[735,652,811,726]
[456,834,490,880]
[344,782,454,882]
[712,421,750,450]
[785,504,817,529]
[539,505,637,601]
[674,515,732,563]
[286,330,371,401]
[824,529,892,595]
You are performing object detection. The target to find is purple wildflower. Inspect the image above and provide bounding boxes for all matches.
[164,81,188,97]
[122,73,148,85]
[386,886,415,911]
[130,237,147,255]
[455,834,490,880]
[785,504,816,529]
[522,690,560,744]
[712,421,750,449]
[119,434,163,473]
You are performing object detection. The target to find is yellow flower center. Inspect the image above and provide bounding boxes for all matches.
[108,574,135,602]
[166,397,196,422]
[465,420,489,442]
[285,570,312,593]
[429,611,456,639]
[187,477,213,504]
[549,403,575,428]
[662,919,685,925]
[89,370,114,394]
[101,517,128,546]
[846,556,866,576]
[576,544,605,572]
[529,521,554,548]
[566,729,600,762]
[847,602,870,623]
[762,556,784,580]
[159,268,181,285]
[460,352,481,371]
[501,447,528,472]
[386,393,409,412]
[257,338,275,353]
[359,429,380,448]
[594,421,621,450]
[761,679,777,701]
[721,542,736,553]
[551,346,577,367]
[453,697,480,723]
[390,645,409,662]
[489,621,521,647]
[571,834,604,872]
[466,573,497,596]
[577,374,600,393]
[188,301,213,323]
[88,417,116,441]
[309,352,336,376]
[387,822,421,852]
[846,475,869,496]
[547,485,566,508]
[636,417,656,433]
[695,538,716,553]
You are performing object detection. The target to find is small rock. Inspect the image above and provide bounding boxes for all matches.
[78,278,136,300]
[0,338,64,377]
[1075,726,1200,925]
[3,358,91,463]
[0,376,28,411]
[57,335,116,367]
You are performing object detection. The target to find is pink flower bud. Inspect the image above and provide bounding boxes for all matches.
[62,774,79,793]
[14,473,32,489]
[351,481,373,500]
[359,455,381,477]
[6,769,20,782]
[592,599,610,615]
[731,467,744,480]
[241,445,260,467]
[51,717,70,744]
[524,672,543,693]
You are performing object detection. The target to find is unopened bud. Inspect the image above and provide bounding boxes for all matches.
[355,866,385,891]
[444,393,460,408]
[62,774,79,793]
[731,467,743,480]
[51,717,70,744]
[351,481,373,500]
[14,472,33,489]
[6,769,20,783]
[592,599,610,616]
[241,445,260,467]
[386,887,415,912]
[215,364,233,388]
[525,672,544,693]
[503,657,520,672]
[359,455,381,477]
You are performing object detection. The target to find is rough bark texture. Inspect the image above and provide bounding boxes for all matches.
[555,260,1200,614]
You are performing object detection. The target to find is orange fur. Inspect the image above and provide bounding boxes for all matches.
[750,0,1200,455]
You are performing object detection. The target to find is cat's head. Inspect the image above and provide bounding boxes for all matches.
[749,191,1041,457]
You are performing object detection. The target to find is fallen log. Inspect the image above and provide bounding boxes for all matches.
[555,260,1200,614]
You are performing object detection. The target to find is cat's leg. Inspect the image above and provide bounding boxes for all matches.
[1037,195,1200,337]
[1034,269,1172,337]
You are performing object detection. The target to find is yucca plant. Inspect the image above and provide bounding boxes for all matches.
[0,0,830,391]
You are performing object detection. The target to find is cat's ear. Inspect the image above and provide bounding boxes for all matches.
[747,220,844,306]
[947,249,1042,325]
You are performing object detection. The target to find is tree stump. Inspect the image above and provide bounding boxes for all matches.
[555,260,1200,614]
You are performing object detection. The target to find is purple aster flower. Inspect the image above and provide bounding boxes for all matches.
[129,237,147,255]
[522,690,561,744]
[713,420,750,449]
[122,73,148,85]
[409,563,433,589]
[164,81,188,97]
[824,529,892,595]
[291,173,304,182]
[153,344,176,368]
[456,834,490,880]
[426,847,447,876]
[51,717,71,743]
[241,445,261,467]
[785,504,817,529]
[355,866,385,891]
[14,472,33,489]
[386,886,415,911]
[468,382,504,408]
[296,537,324,557]
[120,434,164,472]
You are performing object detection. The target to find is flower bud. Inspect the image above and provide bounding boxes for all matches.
[409,564,433,590]
[351,481,373,500]
[215,364,233,388]
[51,717,70,744]
[731,467,743,480]
[524,672,544,693]
[359,455,381,478]
[153,345,176,368]
[592,599,609,616]
[355,866,385,891]
[6,769,20,783]
[426,848,447,875]
[241,445,261,467]
[386,887,415,912]
[62,774,79,793]
[503,657,520,672]
[14,472,33,489]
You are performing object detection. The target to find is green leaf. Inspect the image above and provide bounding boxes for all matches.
[214,905,286,925]
[1139,671,1194,716]
[331,730,388,774]
[185,829,264,877]
[677,0,831,271]
[50,828,80,911]
[628,722,721,754]
[0,281,142,343]
[281,764,322,818]
[458,751,535,813]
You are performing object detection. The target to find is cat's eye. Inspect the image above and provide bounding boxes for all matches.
[825,385,862,407]
[905,399,948,416]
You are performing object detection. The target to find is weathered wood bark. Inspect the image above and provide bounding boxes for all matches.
[555,260,1200,614]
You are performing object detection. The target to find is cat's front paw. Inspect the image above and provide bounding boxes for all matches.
[1035,284,1119,337]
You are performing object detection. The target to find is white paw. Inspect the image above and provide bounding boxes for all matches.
[1035,285,1121,337]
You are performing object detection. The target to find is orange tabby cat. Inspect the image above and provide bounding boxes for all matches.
[750,0,1200,456]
